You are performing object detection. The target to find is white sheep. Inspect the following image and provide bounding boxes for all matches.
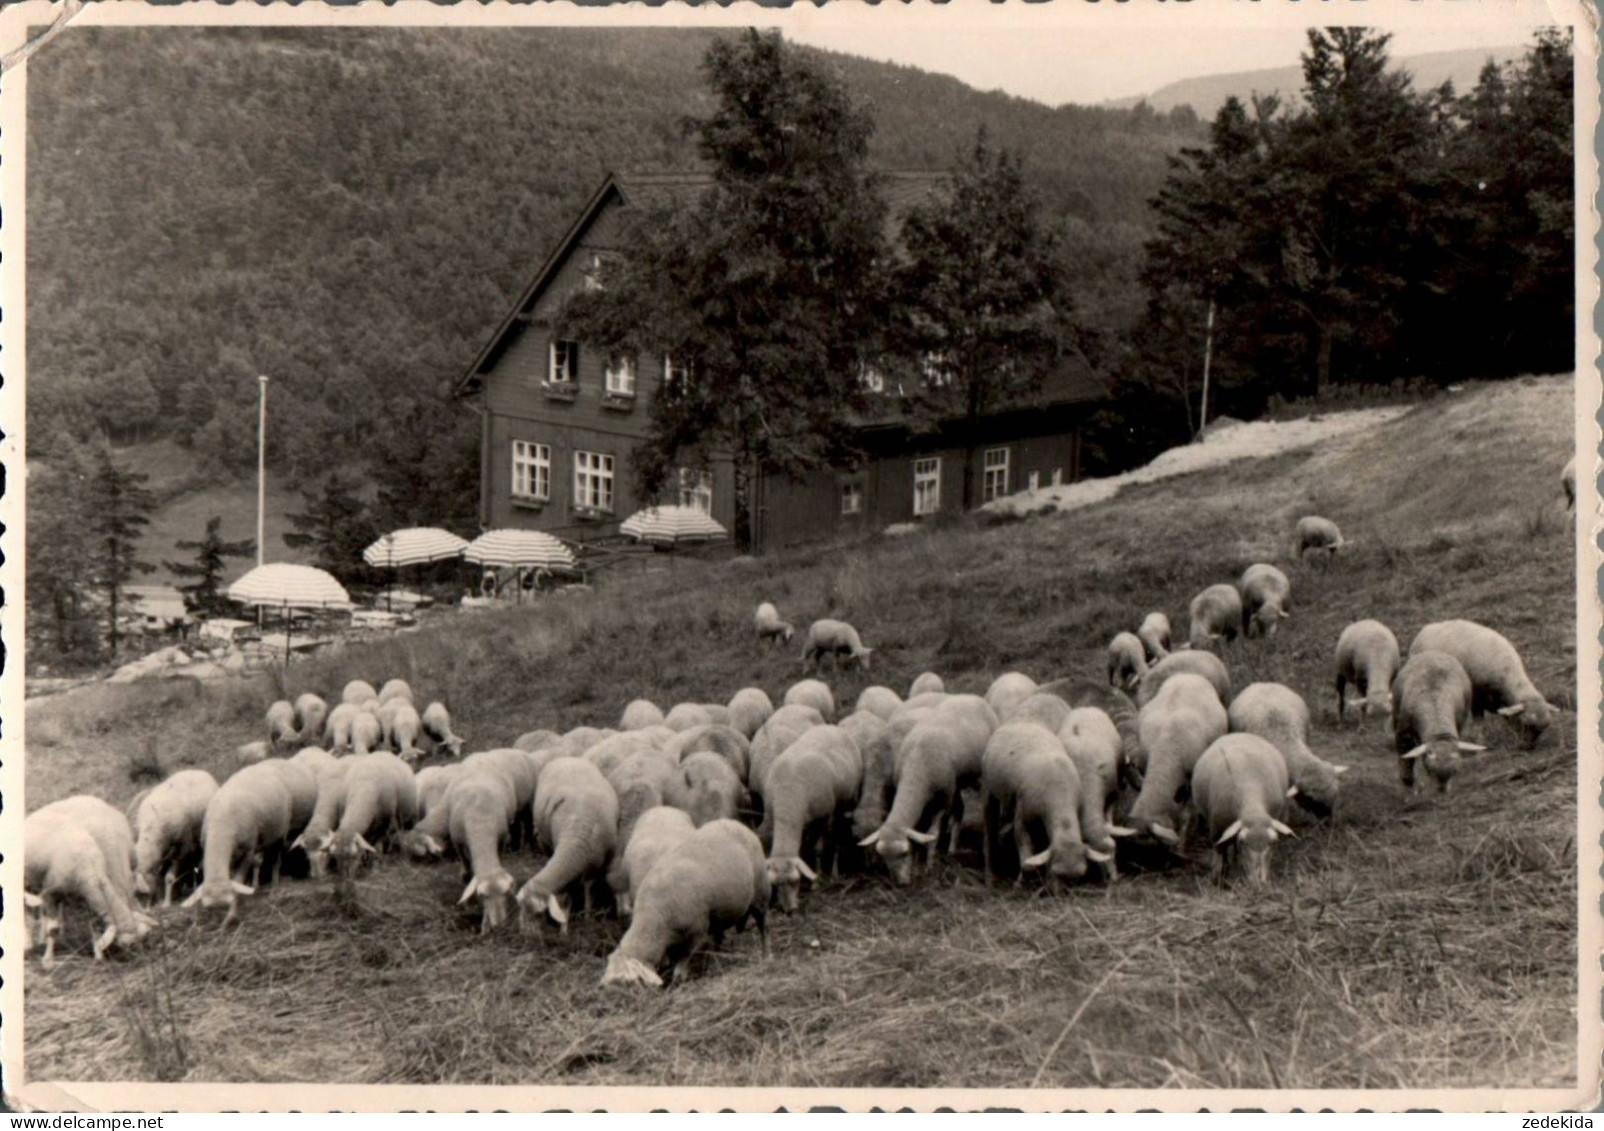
[182,760,298,923]
[440,770,523,933]
[341,680,379,707]
[414,763,463,821]
[847,708,900,841]
[585,729,672,778]
[697,703,733,728]
[1391,650,1485,793]
[754,601,795,647]
[420,701,466,758]
[1188,583,1243,650]
[294,693,329,745]
[1136,613,1171,663]
[386,701,426,762]
[980,722,1108,887]
[608,749,692,851]
[1137,650,1230,708]
[679,751,745,827]
[290,760,353,878]
[1410,619,1559,750]
[266,700,299,750]
[236,740,270,766]
[784,679,837,723]
[908,671,945,697]
[801,618,873,673]
[620,699,666,731]
[1562,456,1576,511]
[350,711,384,756]
[727,687,776,739]
[607,805,697,917]
[1227,683,1348,816]
[460,746,553,849]
[664,724,752,786]
[663,702,715,732]
[1105,633,1148,694]
[761,725,863,912]
[131,769,219,906]
[325,702,362,752]
[1334,619,1401,725]
[325,752,419,874]
[1295,515,1345,559]
[516,757,619,933]
[1191,734,1295,885]
[1239,563,1292,639]
[1036,678,1144,790]
[602,819,770,989]
[748,703,826,800]
[1008,692,1072,733]
[377,678,414,706]
[1119,672,1229,846]
[853,685,902,722]
[514,728,562,754]
[984,672,1039,721]
[565,725,617,750]
[26,798,153,965]
[290,745,339,778]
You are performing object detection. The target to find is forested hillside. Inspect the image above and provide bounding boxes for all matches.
[25,26,1200,474]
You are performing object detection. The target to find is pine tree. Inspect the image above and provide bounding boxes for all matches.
[283,471,378,585]
[164,516,257,617]
[88,445,157,655]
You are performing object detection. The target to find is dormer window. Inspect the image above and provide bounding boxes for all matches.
[549,340,581,386]
[582,252,605,293]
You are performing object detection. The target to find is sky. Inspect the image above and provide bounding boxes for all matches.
[769,4,1557,107]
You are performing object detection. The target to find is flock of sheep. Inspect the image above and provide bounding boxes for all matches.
[23,511,1563,991]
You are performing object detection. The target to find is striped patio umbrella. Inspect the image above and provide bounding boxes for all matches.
[463,529,577,571]
[363,527,469,570]
[227,563,352,664]
[620,505,728,547]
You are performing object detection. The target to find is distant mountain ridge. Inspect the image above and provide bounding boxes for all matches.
[1105,45,1526,118]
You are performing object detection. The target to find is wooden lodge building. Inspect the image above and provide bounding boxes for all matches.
[455,170,1107,555]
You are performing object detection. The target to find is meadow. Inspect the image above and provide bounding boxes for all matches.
[21,375,1582,1091]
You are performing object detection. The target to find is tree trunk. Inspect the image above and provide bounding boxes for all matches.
[961,382,981,512]
[1315,323,1334,397]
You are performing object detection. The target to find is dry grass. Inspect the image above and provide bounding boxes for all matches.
[22,375,1581,1089]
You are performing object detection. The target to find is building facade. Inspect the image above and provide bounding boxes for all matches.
[456,171,1105,554]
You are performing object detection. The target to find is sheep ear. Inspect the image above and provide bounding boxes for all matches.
[1331,765,1350,775]
[1214,820,1243,847]
[1022,848,1052,869]
[181,889,204,909]
[1106,825,1136,838]
[231,881,255,896]
[23,892,43,909]
[1149,824,1180,845]
[1401,744,1427,760]
[795,859,818,882]
[1457,741,1488,754]
[1270,819,1295,837]
[1085,847,1112,864]
[356,834,377,855]
[133,873,152,896]
[458,879,479,905]
[1497,704,1526,717]
[290,834,306,851]
[906,827,938,845]
[858,830,881,848]
[1286,785,1300,799]
[424,834,445,855]
[547,894,569,926]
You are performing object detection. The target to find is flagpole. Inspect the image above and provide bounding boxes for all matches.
[257,375,269,567]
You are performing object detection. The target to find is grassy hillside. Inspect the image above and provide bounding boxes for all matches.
[23,376,1580,1091]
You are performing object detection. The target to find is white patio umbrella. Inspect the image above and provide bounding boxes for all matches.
[464,529,577,601]
[227,563,352,663]
[363,527,468,609]
[620,505,728,547]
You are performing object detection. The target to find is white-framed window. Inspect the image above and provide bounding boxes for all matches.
[678,468,714,515]
[574,451,615,512]
[582,252,605,293]
[549,340,581,385]
[663,354,690,392]
[913,457,941,517]
[982,447,1010,502]
[605,353,637,396]
[841,481,864,515]
[511,440,551,501]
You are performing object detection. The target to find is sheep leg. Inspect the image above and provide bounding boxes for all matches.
[1013,821,1034,889]
[982,793,999,886]
[162,869,177,908]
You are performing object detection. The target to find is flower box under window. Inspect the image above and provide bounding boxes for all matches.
[510,495,547,512]
[601,390,636,411]
[542,380,578,402]
[571,503,610,523]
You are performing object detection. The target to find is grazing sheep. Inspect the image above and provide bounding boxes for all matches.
[1334,619,1401,725]
[680,751,745,827]
[266,700,299,750]
[325,702,362,752]
[1191,734,1294,886]
[1137,650,1231,708]
[1106,633,1148,694]
[461,747,553,849]
[784,679,837,722]
[1410,620,1559,749]
[909,672,945,697]
[984,672,1039,721]
[380,699,426,761]
[620,699,666,731]
[1563,456,1576,511]
[414,763,463,820]
[290,760,352,877]
[663,703,716,733]
[1227,683,1348,816]
[420,701,465,758]
[236,740,270,766]
[727,687,776,739]
[341,680,379,707]
[1120,673,1229,846]
[1009,692,1072,733]
[754,601,795,647]
[565,725,616,751]
[607,805,697,917]
[350,711,384,756]
[289,745,339,778]
[376,679,412,706]
[854,686,903,722]
[603,819,770,989]
[1295,515,1345,559]
[801,618,873,673]
[696,703,733,728]
[415,768,521,933]
[664,724,752,785]
[1188,584,1243,650]
[585,730,672,778]
[1239,564,1292,639]
[294,693,330,745]
[748,704,826,800]
[131,769,219,905]
[608,750,692,851]
[1035,680,1143,788]
[517,758,619,933]
[26,800,153,965]
[326,752,419,874]
[182,760,298,923]
[513,729,562,754]
[1137,613,1172,663]
[849,708,904,841]
[1391,650,1485,793]
[980,722,1108,887]
[1058,708,1130,869]
[761,725,864,912]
